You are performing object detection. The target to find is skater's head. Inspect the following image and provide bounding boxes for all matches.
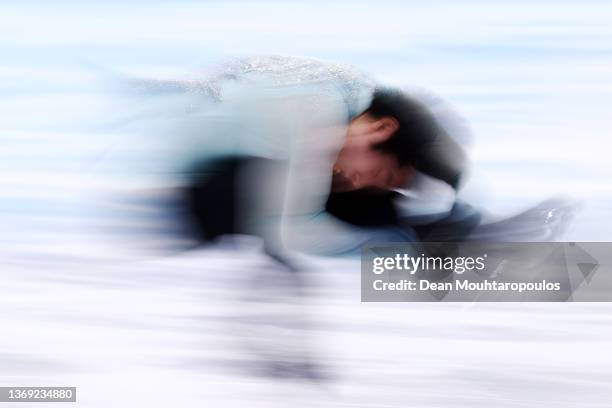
[332,88,436,192]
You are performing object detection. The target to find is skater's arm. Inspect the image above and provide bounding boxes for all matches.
[277,93,418,254]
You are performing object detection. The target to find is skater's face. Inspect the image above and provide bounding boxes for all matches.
[332,113,412,192]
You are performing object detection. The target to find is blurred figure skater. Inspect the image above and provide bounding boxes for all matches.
[111,55,575,380]
[172,55,479,256]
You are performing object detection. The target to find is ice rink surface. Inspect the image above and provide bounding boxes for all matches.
[1,1,612,406]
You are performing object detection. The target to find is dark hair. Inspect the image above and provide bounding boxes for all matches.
[364,87,466,188]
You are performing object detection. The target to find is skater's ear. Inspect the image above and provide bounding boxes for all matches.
[367,116,399,144]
